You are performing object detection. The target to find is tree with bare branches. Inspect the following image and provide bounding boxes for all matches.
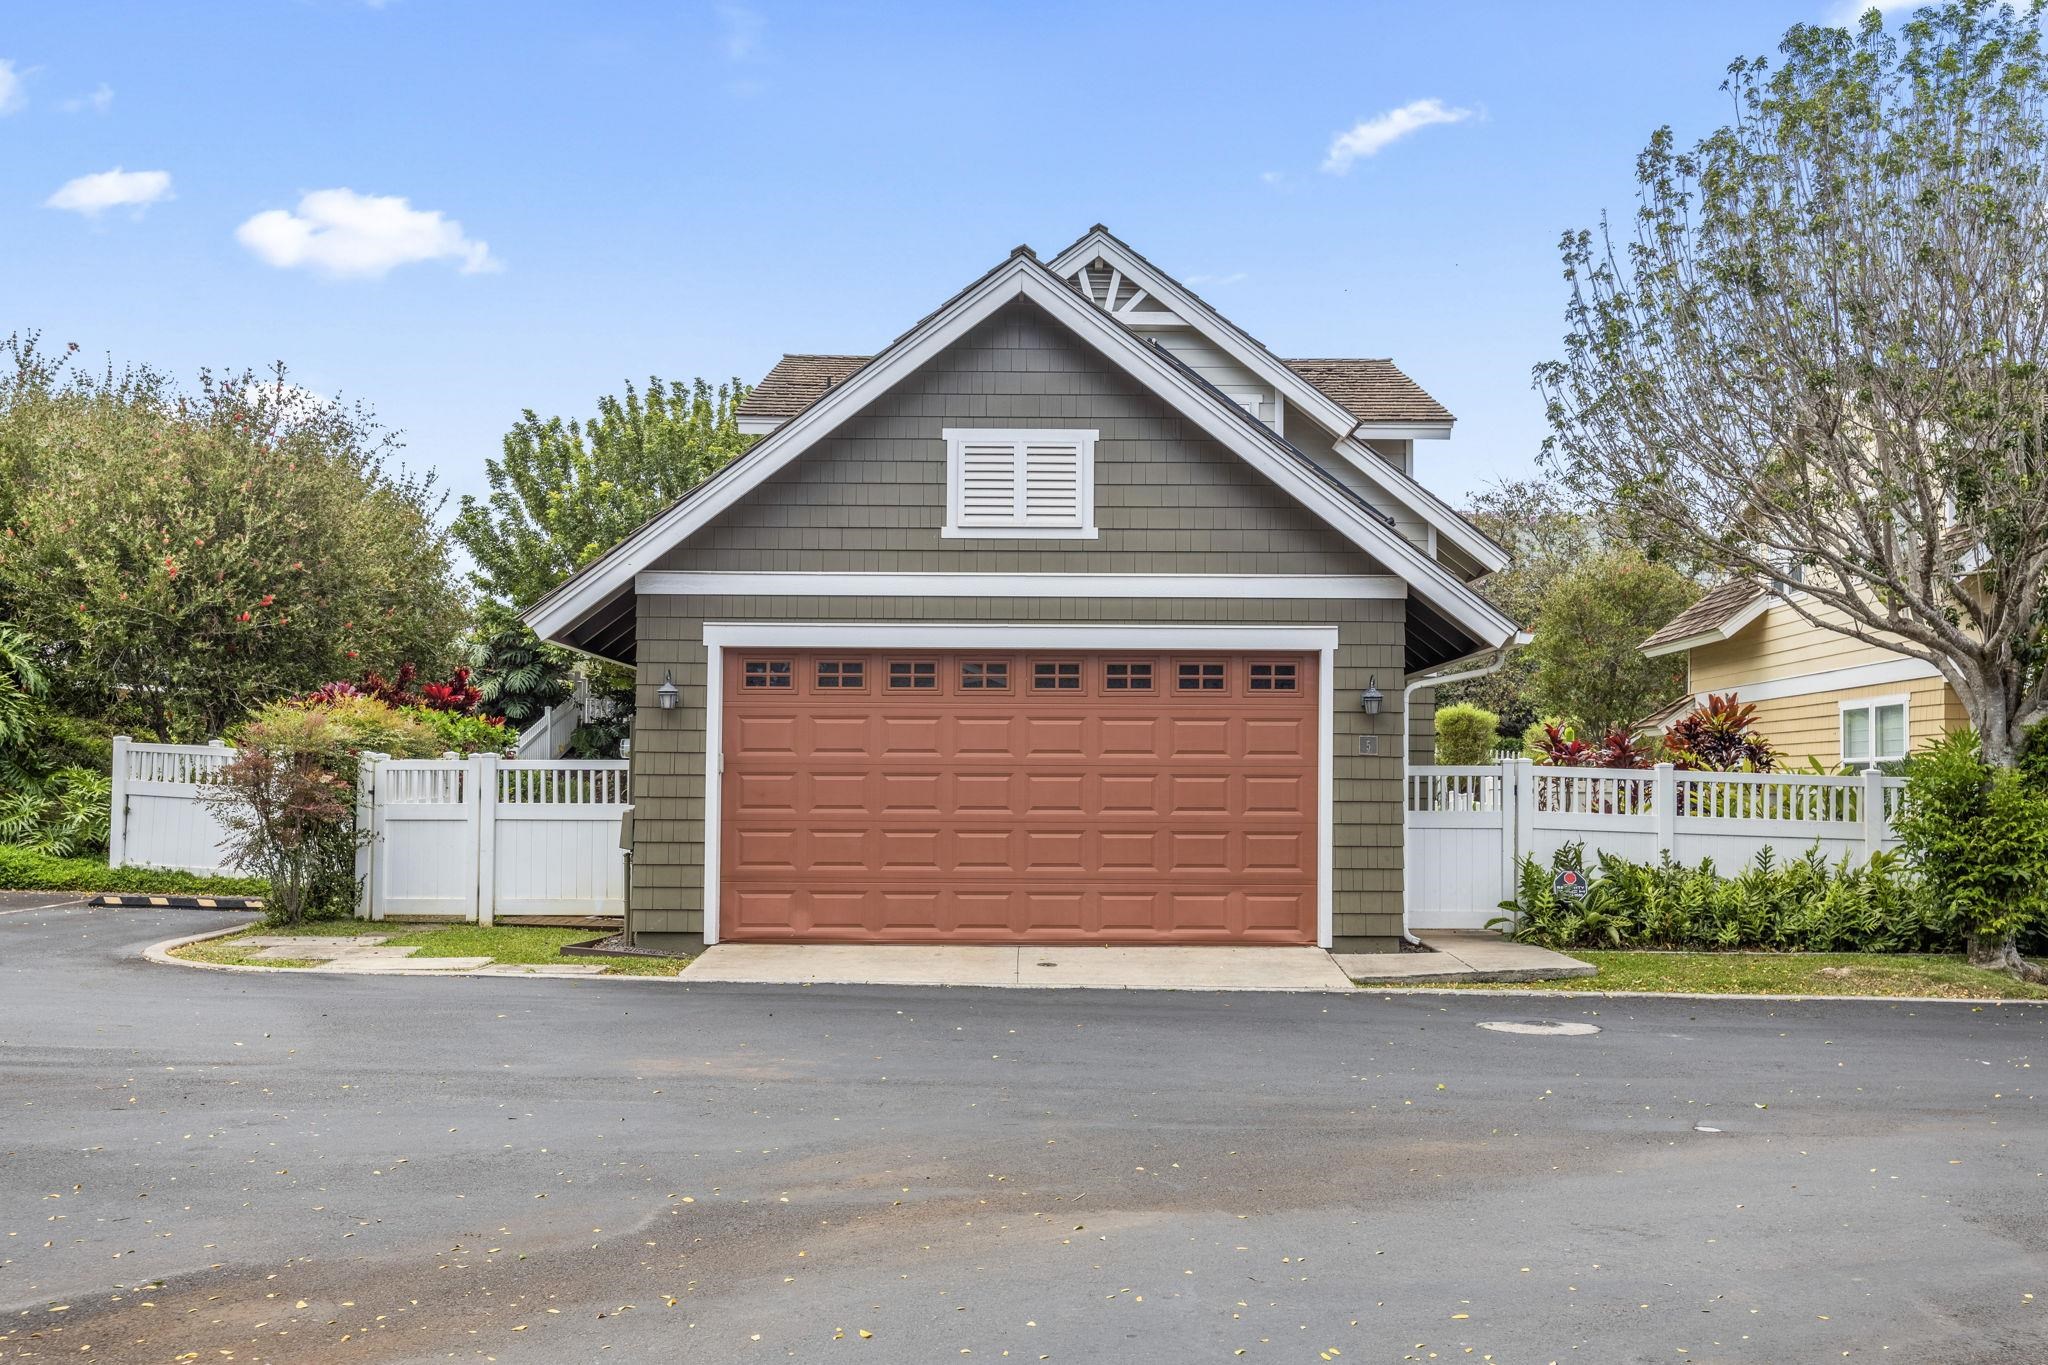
[1540,2,2048,774]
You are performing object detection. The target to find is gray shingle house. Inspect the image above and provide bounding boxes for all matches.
[526,228,1518,953]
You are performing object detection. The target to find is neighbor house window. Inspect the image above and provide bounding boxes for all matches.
[1840,697,1908,770]
[942,428,1098,538]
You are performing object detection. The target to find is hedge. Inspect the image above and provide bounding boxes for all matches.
[0,845,270,897]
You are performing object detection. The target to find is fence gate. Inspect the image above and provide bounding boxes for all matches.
[365,758,481,920]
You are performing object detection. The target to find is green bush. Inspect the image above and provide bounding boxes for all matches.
[1893,730,2048,963]
[1491,842,1948,953]
[0,844,268,896]
[408,707,513,755]
[0,766,111,857]
[1434,702,1502,765]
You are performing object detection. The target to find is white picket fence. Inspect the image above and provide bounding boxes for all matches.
[1406,758,1908,930]
[109,738,629,922]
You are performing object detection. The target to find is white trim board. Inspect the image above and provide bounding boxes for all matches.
[698,622,1340,950]
[637,571,1406,600]
[1695,655,1943,704]
[524,251,1515,652]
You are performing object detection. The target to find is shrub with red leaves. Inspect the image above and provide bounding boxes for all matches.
[1530,721,1653,769]
[1664,693,1778,771]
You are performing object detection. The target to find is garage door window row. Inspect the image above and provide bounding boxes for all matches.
[736,654,1307,700]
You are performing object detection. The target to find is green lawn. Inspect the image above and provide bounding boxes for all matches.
[0,845,268,897]
[1424,950,2048,1001]
[172,920,689,977]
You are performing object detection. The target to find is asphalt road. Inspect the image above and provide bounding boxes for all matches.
[2,902,2043,1364]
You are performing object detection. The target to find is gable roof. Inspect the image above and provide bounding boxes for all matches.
[524,245,1518,659]
[1281,359,1453,425]
[739,352,1454,427]
[1639,579,1770,656]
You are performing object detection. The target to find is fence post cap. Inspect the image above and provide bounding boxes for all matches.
[1654,761,1674,772]
[443,751,459,760]
[207,738,225,748]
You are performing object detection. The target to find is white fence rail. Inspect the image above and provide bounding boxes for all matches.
[109,738,629,921]
[1407,759,1906,930]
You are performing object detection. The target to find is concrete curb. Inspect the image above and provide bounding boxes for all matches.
[1355,984,2048,1006]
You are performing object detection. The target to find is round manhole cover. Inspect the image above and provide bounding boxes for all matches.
[1477,1020,1601,1036]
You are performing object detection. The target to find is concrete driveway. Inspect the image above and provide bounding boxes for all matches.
[3,901,2044,1364]
[681,942,1356,990]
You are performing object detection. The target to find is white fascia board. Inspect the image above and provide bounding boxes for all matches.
[736,416,783,435]
[1329,436,1508,574]
[1640,595,1776,658]
[703,622,1342,651]
[1351,422,1454,442]
[1047,232,1366,440]
[529,253,1515,649]
[639,571,1407,600]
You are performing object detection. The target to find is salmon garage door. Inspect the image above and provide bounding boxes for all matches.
[719,649,1319,944]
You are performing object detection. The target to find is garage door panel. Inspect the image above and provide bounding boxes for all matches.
[722,649,1317,944]
[1023,772,1085,815]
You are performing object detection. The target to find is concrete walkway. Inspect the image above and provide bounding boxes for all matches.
[681,943,1356,991]
[225,934,610,977]
[1337,929,1594,983]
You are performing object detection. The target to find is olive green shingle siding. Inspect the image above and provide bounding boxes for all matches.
[625,298,1415,952]
[654,303,1386,577]
[632,595,1412,950]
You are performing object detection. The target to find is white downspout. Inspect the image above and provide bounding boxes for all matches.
[1399,632,1530,945]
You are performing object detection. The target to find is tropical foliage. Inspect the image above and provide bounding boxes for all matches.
[1892,729,2048,979]
[1526,721,1653,769]
[1663,693,1778,772]
[1493,843,1947,953]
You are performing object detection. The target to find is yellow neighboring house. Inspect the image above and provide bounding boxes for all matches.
[1639,581,1968,771]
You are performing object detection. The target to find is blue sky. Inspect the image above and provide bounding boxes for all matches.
[3,0,1914,514]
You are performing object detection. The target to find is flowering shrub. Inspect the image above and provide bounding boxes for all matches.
[204,707,364,924]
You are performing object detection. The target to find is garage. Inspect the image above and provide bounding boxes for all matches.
[718,649,1319,944]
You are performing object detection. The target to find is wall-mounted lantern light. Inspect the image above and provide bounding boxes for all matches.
[1359,676,1384,715]
[657,671,679,710]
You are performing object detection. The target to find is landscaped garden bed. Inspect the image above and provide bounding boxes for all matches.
[171,920,690,977]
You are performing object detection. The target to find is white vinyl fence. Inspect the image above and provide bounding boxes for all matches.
[110,738,629,922]
[1406,758,1907,930]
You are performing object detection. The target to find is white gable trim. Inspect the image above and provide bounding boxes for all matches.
[1049,231,1499,573]
[525,253,1515,647]
[1640,594,1777,657]
[1049,232,1370,440]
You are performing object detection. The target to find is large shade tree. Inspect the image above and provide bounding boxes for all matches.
[1539,1,2048,771]
[0,336,465,740]
[453,377,752,613]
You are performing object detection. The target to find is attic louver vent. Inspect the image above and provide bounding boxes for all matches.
[942,428,1098,539]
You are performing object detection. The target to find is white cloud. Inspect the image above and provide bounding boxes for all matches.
[1827,0,1918,22]
[0,59,26,116]
[1322,98,1475,174]
[60,82,114,114]
[717,5,764,60]
[234,188,500,279]
[44,167,173,217]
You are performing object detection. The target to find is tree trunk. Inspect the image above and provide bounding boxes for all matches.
[1966,932,2047,984]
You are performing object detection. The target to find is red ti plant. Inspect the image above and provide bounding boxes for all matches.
[1530,722,1653,769]
[1663,693,1777,771]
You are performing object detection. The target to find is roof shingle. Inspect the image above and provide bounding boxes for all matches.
[1639,579,1764,652]
[736,354,870,419]
[1281,358,1453,425]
